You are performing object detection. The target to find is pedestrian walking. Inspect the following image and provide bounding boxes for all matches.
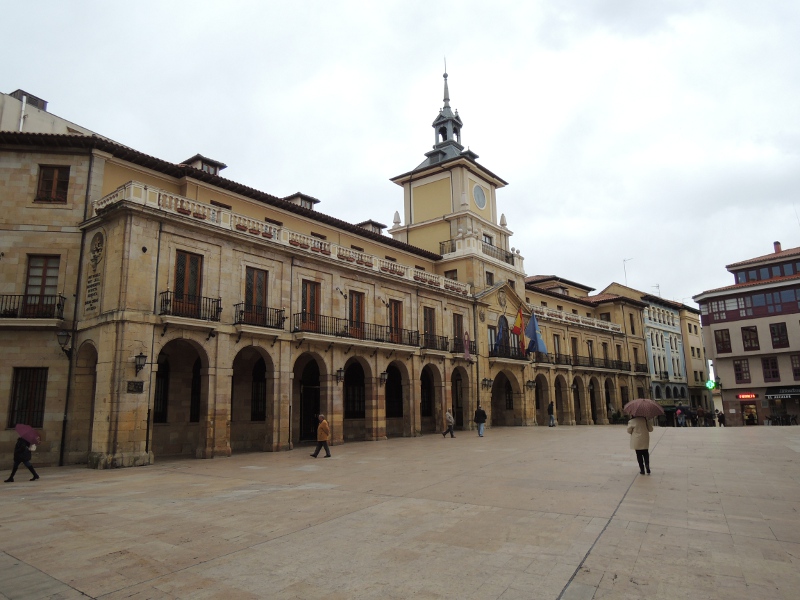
[473,405,487,437]
[4,437,40,482]
[310,414,331,458]
[627,416,653,475]
[547,401,555,427]
[697,406,705,427]
[717,410,726,427]
[442,409,455,438]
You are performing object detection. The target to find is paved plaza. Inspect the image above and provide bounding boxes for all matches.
[1,425,799,600]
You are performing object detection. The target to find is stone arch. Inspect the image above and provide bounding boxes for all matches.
[571,377,587,424]
[64,340,98,465]
[534,373,550,425]
[604,377,617,418]
[665,386,672,399]
[231,345,277,453]
[342,355,376,441]
[491,370,522,427]
[151,338,211,459]
[450,366,471,430]
[292,352,328,445]
[655,386,662,399]
[588,376,603,424]
[420,362,443,433]
[554,374,569,425]
[385,361,407,437]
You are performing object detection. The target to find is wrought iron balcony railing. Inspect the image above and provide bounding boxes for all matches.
[0,294,66,319]
[421,333,450,351]
[233,303,285,329]
[451,337,477,355]
[292,313,420,347]
[489,343,527,361]
[634,363,650,373]
[481,242,515,265]
[159,291,222,321]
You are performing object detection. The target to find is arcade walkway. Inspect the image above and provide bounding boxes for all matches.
[1,425,798,599]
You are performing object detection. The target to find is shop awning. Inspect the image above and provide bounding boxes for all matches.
[765,386,800,400]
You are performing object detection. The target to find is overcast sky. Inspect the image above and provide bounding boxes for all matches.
[5,1,800,307]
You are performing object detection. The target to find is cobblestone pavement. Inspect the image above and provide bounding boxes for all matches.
[1,425,799,600]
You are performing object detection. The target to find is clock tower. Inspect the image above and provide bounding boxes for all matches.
[388,71,524,291]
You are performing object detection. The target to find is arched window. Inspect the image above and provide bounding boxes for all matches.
[665,387,672,399]
[655,386,662,399]
[385,366,403,418]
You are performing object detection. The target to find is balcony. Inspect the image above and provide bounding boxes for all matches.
[481,242,515,266]
[635,363,649,373]
[95,182,472,298]
[159,291,222,321]
[0,294,66,320]
[233,303,285,329]
[489,343,527,361]
[291,313,419,347]
[530,306,623,334]
[529,352,632,371]
[451,337,477,356]
[421,333,449,351]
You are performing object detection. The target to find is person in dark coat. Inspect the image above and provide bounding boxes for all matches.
[473,405,487,437]
[5,437,40,482]
[547,401,555,427]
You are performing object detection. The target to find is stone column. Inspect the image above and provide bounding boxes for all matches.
[212,366,232,457]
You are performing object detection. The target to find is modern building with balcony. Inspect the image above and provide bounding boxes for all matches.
[694,241,800,426]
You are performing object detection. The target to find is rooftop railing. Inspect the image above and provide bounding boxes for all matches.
[530,305,623,334]
[96,182,471,298]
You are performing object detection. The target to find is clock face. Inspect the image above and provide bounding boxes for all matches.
[473,184,487,209]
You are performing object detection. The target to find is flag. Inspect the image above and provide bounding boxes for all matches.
[463,331,471,362]
[494,317,505,353]
[525,311,548,355]
[512,307,523,335]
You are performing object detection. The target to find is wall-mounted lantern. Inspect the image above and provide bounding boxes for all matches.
[379,371,388,386]
[135,352,148,375]
[336,367,346,384]
[56,330,72,359]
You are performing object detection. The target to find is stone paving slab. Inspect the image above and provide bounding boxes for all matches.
[1,426,798,599]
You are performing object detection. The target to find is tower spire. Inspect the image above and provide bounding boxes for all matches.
[443,59,450,108]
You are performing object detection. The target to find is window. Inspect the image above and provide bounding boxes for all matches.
[300,280,321,331]
[485,271,494,286]
[174,250,203,317]
[508,280,515,290]
[350,245,364,252]
[691,347,695,357]
[770,322,789,348]
[741,326,760,351]
[7,368,48,428]
[572,309,578,315]
[349,291,365,338]
[444,269,458,281]
[552,334,561,356]
[483,234,493,245]
[571,337,579,359]
[423,306,436,347]
[36,165,70,203]
[762,357,780,382]
[452,313,464,351]
[599,313,610,322]
[617,344,622,361]
[629,313,636,335]
[587,340,594,361]
[714,329,731,353]
[541,301,547,307]
[25,255,60,317]
[389,300,403,343]
[557,305,563,311]
[244,267,268,323]
[633,347,639,364]
[487,325,497,350]
[791,355,800,380]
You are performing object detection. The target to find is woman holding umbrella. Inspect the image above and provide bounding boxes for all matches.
[623,399,663,476]
[4,424,40,483]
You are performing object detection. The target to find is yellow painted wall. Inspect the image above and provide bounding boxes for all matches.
[412,177,451,223]
[408,221,451,255]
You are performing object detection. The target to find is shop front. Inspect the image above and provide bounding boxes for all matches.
[764,386,800,425]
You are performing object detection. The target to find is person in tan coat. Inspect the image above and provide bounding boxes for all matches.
[627,416,653,475]
[310,414,331,458]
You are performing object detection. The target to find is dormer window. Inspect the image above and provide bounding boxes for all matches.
[181,154,227,176]
[299,199,313,210]
[201,162,218,175]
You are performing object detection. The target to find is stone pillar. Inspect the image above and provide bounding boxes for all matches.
[328,374,344,445]
[213,366,232,457]
[365,375,386,441]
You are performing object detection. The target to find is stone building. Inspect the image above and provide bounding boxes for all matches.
[694,241,800,426]
[523,277,651,425]
[1,78,650,470]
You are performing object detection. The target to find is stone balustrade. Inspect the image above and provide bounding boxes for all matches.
[95,181,472,297]
[530,305,623,333]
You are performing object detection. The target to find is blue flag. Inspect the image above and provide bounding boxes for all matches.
[526,311,548,354]
[494,317,506,352]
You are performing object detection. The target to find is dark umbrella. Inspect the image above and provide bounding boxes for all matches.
[14,424,40,444]
[623,398,665,419]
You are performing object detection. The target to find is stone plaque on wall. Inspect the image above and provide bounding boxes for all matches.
[84,232,104,315]
[127,381,144,394]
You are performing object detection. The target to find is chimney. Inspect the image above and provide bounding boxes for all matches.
[774,241,782,253]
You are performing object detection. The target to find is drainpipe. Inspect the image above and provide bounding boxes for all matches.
[145,219,164,456]
[472,294,480,422]
[18,95,26,131]
[59,150,94,466]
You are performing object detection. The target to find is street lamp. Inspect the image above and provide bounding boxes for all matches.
[336,367,345,384]
[379,371,388,386]
[525,380,536,390]
[481,377,493,390]
[56,330,72,359]
[135,352,148,375]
